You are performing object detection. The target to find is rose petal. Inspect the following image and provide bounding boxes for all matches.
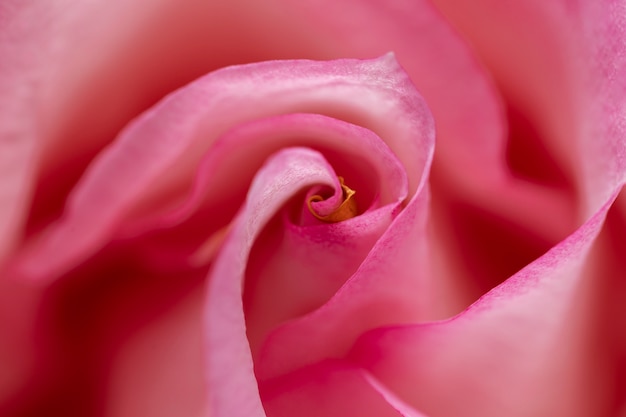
[105,286,206,417]
[363,372,430,417]
[0,0,337,243]
[260,360,429,417]
[154,112,409,236]
[0,2,43,265]
[4,0,505,316]
[0,276,42,408]
[429,1,586,190]
[255,181,431,381]
[425,3,626,411]
[6,55,432,283]
[279,0,580,312]
[582,189,626,412]
[0,130,34,266]
[577,0,626,207]
[431,0,626,214]
[239,118,407,354]
[348,190,621,417]
[204,147,347,417]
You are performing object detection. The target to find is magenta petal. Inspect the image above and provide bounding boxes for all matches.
[349,191,621,417]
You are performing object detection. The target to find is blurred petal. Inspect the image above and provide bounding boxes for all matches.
[577,0,626,206]
[0,277,42,409]
[105,286,206,417]
[260,360,428,417]
[0,128,34,266]
[582,188,626,413]
[427,2,626,412]
[431,0,626,214]
[2,0,338,243]
[0,2,42,264]
[349,190,621,417]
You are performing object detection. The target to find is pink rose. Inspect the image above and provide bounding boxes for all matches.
[1,1,625,416]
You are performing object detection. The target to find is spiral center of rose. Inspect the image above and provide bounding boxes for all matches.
[306,176,358,222]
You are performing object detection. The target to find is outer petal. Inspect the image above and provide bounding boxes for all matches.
[0,3,41,263]
[349,191,621,417]
[579,0,626,204]
[428,0,626,412]
[0,118,34,265]
[588,190,626,414]
[0,0,337,262]
[260,360,428,417]
[103,284,207,417]
[431,0,626,214]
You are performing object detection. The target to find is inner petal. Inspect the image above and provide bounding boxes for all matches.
[242,122,408,355]
[204,147,350,417]
[307,176,358,223]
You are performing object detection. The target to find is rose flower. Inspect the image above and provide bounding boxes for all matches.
[0,1,625,417]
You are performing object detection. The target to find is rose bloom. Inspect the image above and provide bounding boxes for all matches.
[1,0,625,416]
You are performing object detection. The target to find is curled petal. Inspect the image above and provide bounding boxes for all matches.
[6,55,431,283]
[204,53,434,414]
[204,147,346,417]
[255,182,431,381]
[307,176,358,223]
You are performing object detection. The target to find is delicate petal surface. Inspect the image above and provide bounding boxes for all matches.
[349,191,620,417]
[3,0,626,416]
[431,0,626,213]
[205,147,343,417]
[197,58,435,415]
[6,55,432,283]
[255,183,431,381]
[241,116,408,354]
[0,0,338,263]
[260,360,428,417]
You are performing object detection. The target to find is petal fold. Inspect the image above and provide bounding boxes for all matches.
[204,147,347,417]
[349,191,621,417]
[6,55,432,283]
[260,360,428,417]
